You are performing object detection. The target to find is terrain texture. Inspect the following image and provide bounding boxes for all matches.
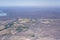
[0,18,60,40]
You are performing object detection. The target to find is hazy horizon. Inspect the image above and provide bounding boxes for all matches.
[0,0,60,7]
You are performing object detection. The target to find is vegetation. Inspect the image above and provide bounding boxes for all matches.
[16,26,29,32]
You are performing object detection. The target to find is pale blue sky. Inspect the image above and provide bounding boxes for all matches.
[0,0,60,7]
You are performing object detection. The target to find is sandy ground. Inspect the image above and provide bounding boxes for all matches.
[0,19,60,40]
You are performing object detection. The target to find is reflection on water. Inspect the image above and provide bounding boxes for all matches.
[0,11,7,16]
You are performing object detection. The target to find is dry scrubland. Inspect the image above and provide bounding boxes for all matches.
[0,18,60,40]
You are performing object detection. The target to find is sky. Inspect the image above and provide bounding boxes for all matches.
[0,0,60,7]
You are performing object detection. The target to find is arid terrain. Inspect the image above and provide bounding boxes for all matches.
[0,18,60,40]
